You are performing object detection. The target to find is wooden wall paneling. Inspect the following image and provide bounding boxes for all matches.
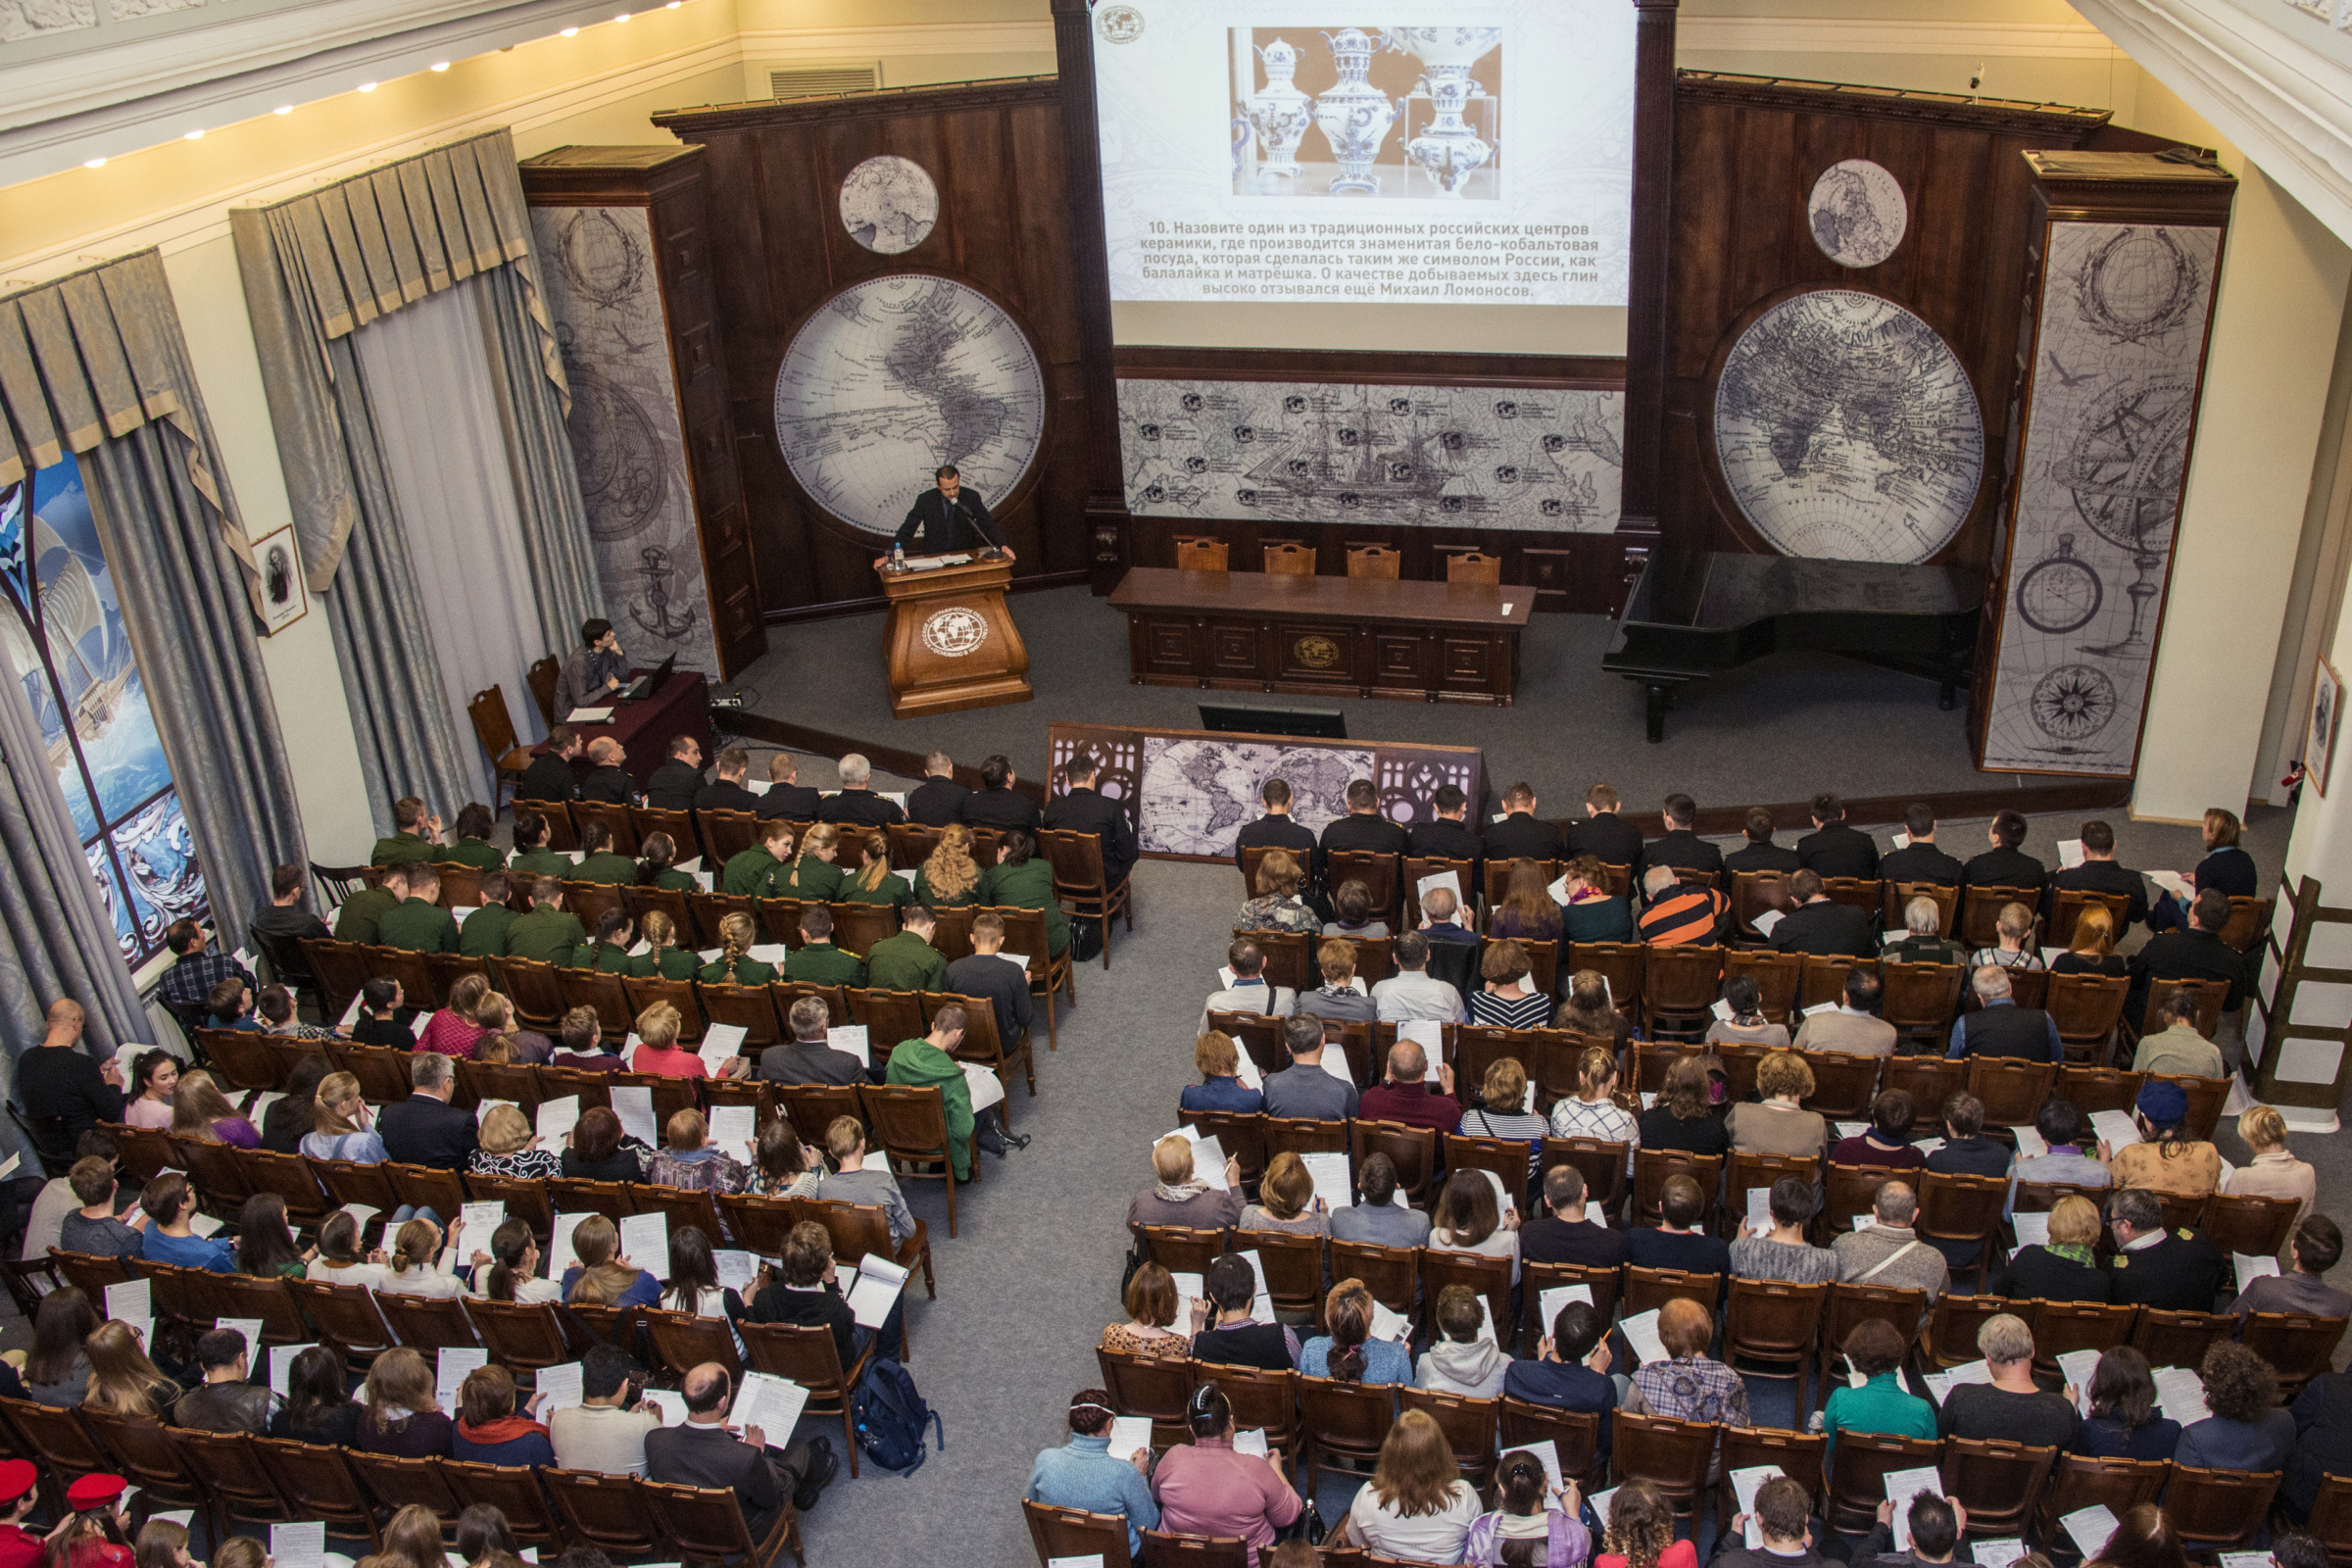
[1050,0,1132,591]
[657,79,1093,623]
[1618,0,1683,539]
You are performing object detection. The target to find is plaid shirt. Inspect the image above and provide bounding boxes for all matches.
[1549,1095,1639,1147]
[1633,1354,1750,1427]
[157,949,258,1016]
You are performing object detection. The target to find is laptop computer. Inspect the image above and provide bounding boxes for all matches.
[618,652,675,703]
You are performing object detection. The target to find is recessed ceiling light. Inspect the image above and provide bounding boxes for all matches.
[666,2,680,8]
[273,104,294,115]
[614,11,631,20]
[358,81,376,92]
[183,127,205,140]
[83,157,106,169]
[430,61,451,72]
[561,25,578,35]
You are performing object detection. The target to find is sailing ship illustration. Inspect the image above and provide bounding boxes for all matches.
[0,508,137,768]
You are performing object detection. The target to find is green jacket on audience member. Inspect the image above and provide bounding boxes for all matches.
[375,896,458,955]
[885,1035,975,1180]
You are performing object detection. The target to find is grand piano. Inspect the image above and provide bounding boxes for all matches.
[1602,550,1983,742]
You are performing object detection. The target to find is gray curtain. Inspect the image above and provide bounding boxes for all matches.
[354,277,553,804]
[0,252,306,953]
[230,127,602,822]
[475,257,600,662]
[0,627,150,1145]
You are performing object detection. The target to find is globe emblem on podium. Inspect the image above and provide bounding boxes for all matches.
[921,606,990,659]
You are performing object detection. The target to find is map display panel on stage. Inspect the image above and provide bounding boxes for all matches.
[1981,220,2223,775]
[1048,721,1482,860]
[1116,377,1622,530]
[1710,289,1984,564]
[771,275,1048,534]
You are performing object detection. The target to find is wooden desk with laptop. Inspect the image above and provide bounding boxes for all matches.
[1106,566,1533,706]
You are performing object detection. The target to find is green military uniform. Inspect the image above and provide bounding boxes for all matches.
[458,904,516,959]
[573,852,638,887]
[572,940,633,973]
[375,896,459,955]
[840,873,911,910]
[505,907,587,966]
[700,955,778,985]
[333,885,399,944]
[885,1035,976,1180]
[651,867,700,894]
[628,946,700,981]
[911,868,978,908]
[776,854,844,901]
[721,847,782,898]
[370,831,438,867]
[783,941,866,988]
[865,930,947,993]
[978,858,1071,959]
[443,838,507,871]
[511,847,568,879]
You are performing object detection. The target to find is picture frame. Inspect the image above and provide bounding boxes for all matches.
[246,522,310,637]
[2310,654,2342,799]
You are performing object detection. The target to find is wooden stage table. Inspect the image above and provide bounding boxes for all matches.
[543,669,713,790]
[1107,567,1534,706]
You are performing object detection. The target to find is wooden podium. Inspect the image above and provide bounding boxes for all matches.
[877,556,1033,716]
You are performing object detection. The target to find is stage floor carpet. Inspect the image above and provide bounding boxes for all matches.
[720,584,2115,823]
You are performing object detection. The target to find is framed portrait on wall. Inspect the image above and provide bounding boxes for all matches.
[247,523,309,636]
[2310,655,2342,799]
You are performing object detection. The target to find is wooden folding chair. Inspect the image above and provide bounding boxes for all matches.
[1544,1137,1630,1220]
[1262,541,1316,574]
[1964,1056,2057,1129]
[1096,1346,1197,1450]
[284,1279,399,1372]
[1827,1429,1943,1532]
[2128,1308,2235,1373]
[860,1082,974,1238]
[375,1292,482,1352]
[2165,1465,2282,1551]
[1940,1437,2054,1537]
[1298,1374,1396,1492]
[1724,949,1803,1023]
[467,1298,583,1375]
[2055,1063,2142,1118]
[1922,1293,2030,1368]
[2204,1192,2301,1260]
[250,1437,383,1551]
[1499,1398,1602,1488]
[1192,1363,1299,1455]
[1612,1411,1713,1521]
[1623,1266,1719,1321]
[1632,1150,1722,1226]
[1815,1283,1929,1405]
[1521,1260,1622,1355]
[1881,963,1967,1050]
[1641,945,1724,1041]
[541,1469,663,1557]
[1399,1387,1499,1488]
[440,1458,565,1546]
[2242,1312,2350,1398]
[1325,1240,1418,1316]
[1419,1248,1512,1349]
[1724,1279,1827,1396]
[1023,1500,1136,1568]
[166,1427,294,1539]
[2304,1473,2352,1565]
[1716,1426,1826,1536]
[1042,828,1134,971]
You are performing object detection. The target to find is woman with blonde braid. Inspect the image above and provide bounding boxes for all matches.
[698,911,777,985]
[783,822,845,900]
[915,823,982,908]
[839,831,910,909]
[628,908,700,980]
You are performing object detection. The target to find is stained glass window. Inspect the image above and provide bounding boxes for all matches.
[0,455,208,967]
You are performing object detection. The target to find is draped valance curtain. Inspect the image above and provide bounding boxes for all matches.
[0,251,308,1046]
[232,128,603,823]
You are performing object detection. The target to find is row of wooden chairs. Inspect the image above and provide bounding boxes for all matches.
[1071,1347,2287,1562]
[0,1392,799,1565]
[302,895,1077,1048]
[1174,536,1501,585]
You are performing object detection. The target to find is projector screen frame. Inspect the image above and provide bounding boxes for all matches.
[1050,0,1684,597]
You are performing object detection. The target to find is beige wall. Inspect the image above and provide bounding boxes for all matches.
[2120,76,2352,821]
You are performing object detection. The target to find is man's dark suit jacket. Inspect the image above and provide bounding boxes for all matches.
[1645,828,1723,878]
[644,760,705,812]
[1770,898,1880,958]
[1880,842,1966,888]
[817,790,906,828]
[1964,847,2048,893]
[892,486,1005,555]
[515,752,580,805]
[377,1096,479,1170]
[1407,817,1485,877]
[2131,927,2245,1008]
[1044,786,1138,887]
[906,777,971,827]
[1519,1215,1629,1269]
[1565,813,1644,875]
[1485,811,1561,863]
[944,953,1035,1049]
[960,786,1042,833]
[2053,859,2149,928]
[1319,811,1409,882]
[1797,822,1879,879]
[694,780,761,815]
[644,1423,791,1544]
[757,1040,868,1086]
[756,783,827,820]
[1236,813,1315,864]
[1723,841,1801,874]
[581,764,638,807]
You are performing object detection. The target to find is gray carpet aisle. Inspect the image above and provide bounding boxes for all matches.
[784,801,2336,1563]
[723,587,2050,809]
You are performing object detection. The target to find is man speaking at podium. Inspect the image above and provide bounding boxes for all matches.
[877,465,1014,564]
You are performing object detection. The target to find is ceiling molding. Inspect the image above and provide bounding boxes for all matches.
[1678,15,2121,59]
[0,32,741,282]
[2070,0,2352,242]
[0,0,674,191]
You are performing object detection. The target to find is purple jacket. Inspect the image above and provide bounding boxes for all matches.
[1464,1511,1590,1567]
